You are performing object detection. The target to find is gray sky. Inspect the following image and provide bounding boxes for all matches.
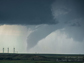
[0,0,56,25]
[0,0,84,54]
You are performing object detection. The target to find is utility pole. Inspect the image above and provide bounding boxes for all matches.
[7,48,9,53]
[13,48,15,53]
[3,48,4,53]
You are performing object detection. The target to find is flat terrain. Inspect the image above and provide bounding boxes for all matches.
[0,53,84,63]
[0,60,83,63]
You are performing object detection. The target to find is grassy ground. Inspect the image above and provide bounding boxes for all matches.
[0,53,84,63]
[0,60,83,63]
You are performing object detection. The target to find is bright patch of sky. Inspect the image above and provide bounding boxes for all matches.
[0,25,33,53]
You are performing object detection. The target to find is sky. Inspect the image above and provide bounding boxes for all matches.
[0,0,84,54]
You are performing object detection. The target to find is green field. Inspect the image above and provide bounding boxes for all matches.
[0,60,83,63]
[0,53,84,63]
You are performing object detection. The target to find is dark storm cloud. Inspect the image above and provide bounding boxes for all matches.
[0,0,56,25]
[52,0,84,23]
[51,0,84,43]
[27,24,63,50]
[52,0,84,42]
[27,0,84,50]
